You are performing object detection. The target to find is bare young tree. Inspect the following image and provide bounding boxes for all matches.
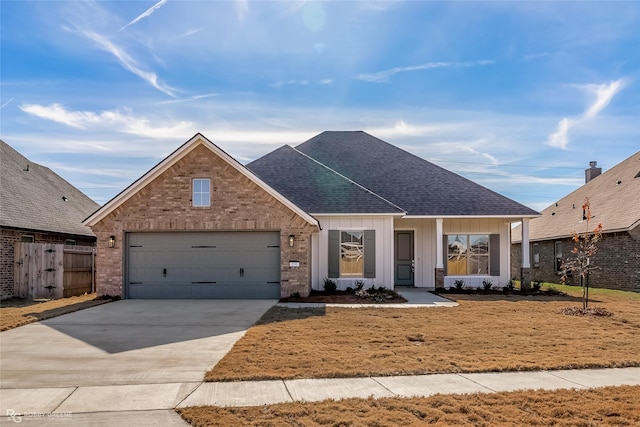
[560,197,603,310]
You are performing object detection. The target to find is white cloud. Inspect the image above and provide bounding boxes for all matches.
[158,93,219,105]
[19,103,193,138]
[318,78,334,85]
[1,97,14,109]
[581,80,625,119]
[355,60,495,83]
[235,0,249,22]
[546,79,626,150]
[546,117,575,150]
[172,28,203,40]
[270,79,312,88]
[70,28,176,97]
[119,0,168,32]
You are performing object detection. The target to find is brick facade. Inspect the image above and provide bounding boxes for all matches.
[1,227,95,298]
[511,230,640,291]
[90,143,317,298]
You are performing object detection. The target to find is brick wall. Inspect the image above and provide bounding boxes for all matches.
[511,230,640,291]
[1,227,95,298]
[91,143,317,298]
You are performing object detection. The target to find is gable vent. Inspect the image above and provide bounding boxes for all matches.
[635,171,640,179]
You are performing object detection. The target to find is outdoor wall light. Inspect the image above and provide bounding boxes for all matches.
[288,235,295,247]
[108,235,116,248]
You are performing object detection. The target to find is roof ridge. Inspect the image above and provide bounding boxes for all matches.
[290,146,406,214]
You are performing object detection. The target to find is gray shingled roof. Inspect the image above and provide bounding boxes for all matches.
[513,151,640,242]
[247,145,404,214]
[1,140,98,237]
[292,131,539,216]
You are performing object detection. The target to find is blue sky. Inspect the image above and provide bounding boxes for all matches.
[1,1,638,211]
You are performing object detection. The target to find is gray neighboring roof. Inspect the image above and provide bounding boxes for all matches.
[1,140,99,237]
[293,131,539,216]
[513,151,640,242]
[247,145,405,214]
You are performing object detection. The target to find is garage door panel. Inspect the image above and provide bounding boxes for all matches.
[126,232,280,299]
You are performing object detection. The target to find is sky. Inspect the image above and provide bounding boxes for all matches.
[1,1,639,211]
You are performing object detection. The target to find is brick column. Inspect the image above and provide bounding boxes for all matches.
[520,267,531,291]
[435,268,445,288]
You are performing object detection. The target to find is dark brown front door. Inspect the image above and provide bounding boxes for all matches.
[394,230,414,286]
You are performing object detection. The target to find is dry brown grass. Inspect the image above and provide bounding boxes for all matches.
[0,294,112,331]
[206,287,640,381]
[178,385,640,427]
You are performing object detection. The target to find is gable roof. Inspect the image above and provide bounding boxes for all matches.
[1,140,99,237]
[83,133,319,227]
[292,131,539,217]
[513,151,640,242]
[247,145,405,215]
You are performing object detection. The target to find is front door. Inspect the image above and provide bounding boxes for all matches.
[394,230,414,286]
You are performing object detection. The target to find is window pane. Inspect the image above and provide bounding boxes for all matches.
[193,179,211,207]
[447,235,467,275]
[340,231,363,277]
[469,235,488,255]
[469,255,489,274]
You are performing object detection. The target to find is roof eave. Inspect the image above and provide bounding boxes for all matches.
[403,214,541,220]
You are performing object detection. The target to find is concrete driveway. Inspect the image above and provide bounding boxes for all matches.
[0,299,276,389]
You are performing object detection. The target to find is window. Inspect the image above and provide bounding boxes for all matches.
[65,239,76,246]
[532,243,540,267]
[328,230,375,278]
[340,231,364,277]
[20,235,34,242]
[192,178,210,207]
[554,241,563,272]
[447,234,489,275]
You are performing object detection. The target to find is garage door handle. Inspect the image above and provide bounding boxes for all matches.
[163,268,167,277]
[240,268,244,277]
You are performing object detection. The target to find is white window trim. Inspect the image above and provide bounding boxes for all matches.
[192,178,211,208]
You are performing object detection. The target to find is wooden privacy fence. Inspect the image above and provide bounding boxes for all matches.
[14,242,95,299]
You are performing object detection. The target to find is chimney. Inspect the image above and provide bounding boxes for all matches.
[585,160,602,183]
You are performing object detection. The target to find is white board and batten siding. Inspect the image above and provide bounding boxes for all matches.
[395,217,512,289]
[311,216,395,291]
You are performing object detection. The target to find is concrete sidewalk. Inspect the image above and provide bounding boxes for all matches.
[1,367,639,425]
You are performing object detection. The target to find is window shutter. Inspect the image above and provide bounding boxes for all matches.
[328,230,340,278]
[363,230,376,278]
[490,234,500,276]
[443,235,448,275]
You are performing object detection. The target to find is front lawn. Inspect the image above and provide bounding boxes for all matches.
[179,385,640,427]
[206,285,640,381]
[0,294,112,331]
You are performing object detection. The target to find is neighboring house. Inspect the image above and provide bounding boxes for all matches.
[1,140,99,299]
[84,132,539,299]
[511,152,640,291]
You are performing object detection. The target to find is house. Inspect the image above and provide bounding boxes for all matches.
[511,152,640,292]
[84,132,539,299]
[1,140,99,299]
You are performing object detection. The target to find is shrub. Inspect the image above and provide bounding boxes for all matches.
[323,278,337,294]
[454,279,465,290]
[482,279,493,290]
[354,280,365,291]
[504,280,515,291]
[532,280,542,292]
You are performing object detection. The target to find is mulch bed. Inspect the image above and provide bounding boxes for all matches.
[280,289,407,304]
